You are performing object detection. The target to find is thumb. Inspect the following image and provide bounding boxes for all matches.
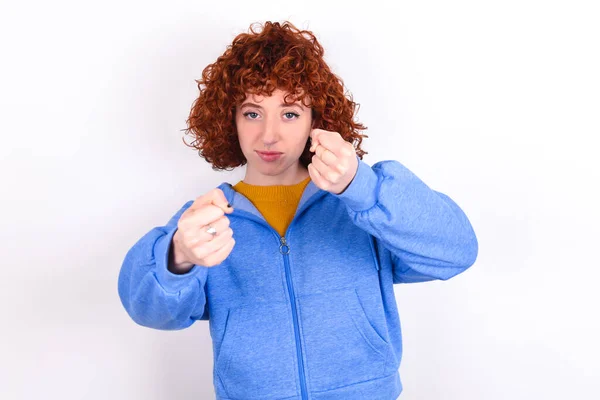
[196,188,233,214]
[210,188,234,213]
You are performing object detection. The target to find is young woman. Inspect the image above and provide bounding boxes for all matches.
[118,21,478,400]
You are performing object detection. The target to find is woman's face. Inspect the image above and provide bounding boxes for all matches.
[234,88,312,185]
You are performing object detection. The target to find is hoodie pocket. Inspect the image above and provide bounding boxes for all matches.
[297,287,390,392]
[215,302,299,400]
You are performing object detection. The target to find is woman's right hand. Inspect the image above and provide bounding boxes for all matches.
[170,188,235,272]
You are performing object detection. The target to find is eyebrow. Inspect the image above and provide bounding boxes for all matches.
[240,102,304,110]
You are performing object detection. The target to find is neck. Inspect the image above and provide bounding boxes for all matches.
[243,165,310,186]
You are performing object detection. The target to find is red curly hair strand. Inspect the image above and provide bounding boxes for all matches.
[182,20,369,171]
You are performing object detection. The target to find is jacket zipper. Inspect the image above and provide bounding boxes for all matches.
[279,236,309,400]
[229,208,310,399]
[229,186,325,400]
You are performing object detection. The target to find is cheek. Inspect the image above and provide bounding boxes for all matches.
[289,120,312,143]
[236,123,260,141]
[290,131,310,150]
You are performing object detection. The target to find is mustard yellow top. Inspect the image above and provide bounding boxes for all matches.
[232,176,312,237]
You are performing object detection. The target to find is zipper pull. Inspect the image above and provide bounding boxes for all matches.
[279,236,290,255]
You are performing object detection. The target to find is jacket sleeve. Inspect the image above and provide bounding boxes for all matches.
[117,200,211,329]
[333,156,479,283]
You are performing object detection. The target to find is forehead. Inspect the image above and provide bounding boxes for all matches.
[241,88,310,106]
[245,88,298,100]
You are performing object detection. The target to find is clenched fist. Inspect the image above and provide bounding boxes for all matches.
[168,188,235,274]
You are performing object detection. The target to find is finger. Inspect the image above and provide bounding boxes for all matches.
[314,130,350,158]
[308,162,328,188]
[206,188,234,213]
[314,144,339,168]
[190,226,234,257]
[309,129,323,152]
[193,188,233,214]
[192,231,233,261]
[309,128,330,151]
[311,153,341,183]
[203,238,236,266]
[190,214,230,242]
[183,203,227,230]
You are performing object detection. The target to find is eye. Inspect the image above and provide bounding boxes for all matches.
[284,112,300,120]
[243,112,259,119]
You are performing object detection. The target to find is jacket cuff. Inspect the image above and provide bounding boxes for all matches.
[333,155,379,211]
[154,225,208,292]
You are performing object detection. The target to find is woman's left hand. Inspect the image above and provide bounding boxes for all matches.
[308,128,358,195]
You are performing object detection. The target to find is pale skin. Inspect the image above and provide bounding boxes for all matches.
[169,89,359,273]
[234,88,313,186]
[234,88,359,192]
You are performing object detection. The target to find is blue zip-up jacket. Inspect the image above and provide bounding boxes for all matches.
[118,156,478,400]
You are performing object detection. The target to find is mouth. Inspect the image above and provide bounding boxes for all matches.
[256,151,283,162]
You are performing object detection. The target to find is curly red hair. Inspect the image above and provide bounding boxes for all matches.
[182,20,369,171]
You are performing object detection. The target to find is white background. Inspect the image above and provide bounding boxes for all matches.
[1,0,599,399]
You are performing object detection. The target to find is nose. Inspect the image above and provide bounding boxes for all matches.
[262,114,280,147]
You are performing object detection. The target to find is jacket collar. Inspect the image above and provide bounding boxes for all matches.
[217,180,328,223]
